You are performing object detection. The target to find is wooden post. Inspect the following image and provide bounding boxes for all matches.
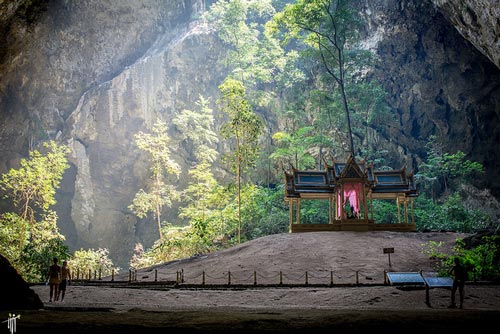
[254,271,257,285]
[88,269,91,281]
[383,248,394,267]
[111,269,115,282]
[279,271,283,285]
[384,270,387,285]
[228,271,231,285]
[411,198,415,225]
[397,196,401,224]
[202,271,205,285]
[356,271,359,285]
[330,271,334,286]
[404,198,409,224]
[77,268,80,280]
[305,271,308,285]
[154,269,157,282]
[129,269,132,283]
[94,270,97,280]
[329,195,333,224]
[425,285,430,306]
[98,268,102,280]
[296,199,301,224]
[176,271,179,284]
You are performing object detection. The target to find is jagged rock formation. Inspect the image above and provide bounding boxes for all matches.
[0,254,43,310]
[0,0,499,267]
[431,0,500,70]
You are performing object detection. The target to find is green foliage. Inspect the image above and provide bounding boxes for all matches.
[129,184,290,268]
[218,78,264,174]
[371,200,399,224]
[271,127,316,170]
[70,248,119,278]
[272,0,368,155]
[299,200,330,224]
[0,213,29,262]
[134,119,180,177]
[173,95,219,164]
[0,141,70,282]
[416,135,484,197]
[422,237,500,281]
[371,194,491,232]
[218,78,264,243]
[241,184,289,239]
[129,119,180,240]
[0,140,69,223]
[204,0,278,86]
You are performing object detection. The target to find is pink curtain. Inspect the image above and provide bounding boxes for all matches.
[337,183,362,218]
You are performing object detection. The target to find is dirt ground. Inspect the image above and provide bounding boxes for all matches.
[6,231,500,333]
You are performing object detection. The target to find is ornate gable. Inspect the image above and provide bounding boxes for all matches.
[340,155,365,179]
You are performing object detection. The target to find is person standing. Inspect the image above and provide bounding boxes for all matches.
[57,260,71,302]
[47,257,61,302]
[448,257,467,309]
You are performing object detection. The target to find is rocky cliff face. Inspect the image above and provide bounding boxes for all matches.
[0,0,499,267]
[358,0,500,196]
[431,0,500,70]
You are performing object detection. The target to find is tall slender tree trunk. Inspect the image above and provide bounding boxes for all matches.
[237,151,241,244]
[340,83,355,157]
[155,174,163,240]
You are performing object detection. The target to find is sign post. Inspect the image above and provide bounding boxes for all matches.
[383,247,394,267]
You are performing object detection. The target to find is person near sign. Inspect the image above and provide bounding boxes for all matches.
[448,257,467,309]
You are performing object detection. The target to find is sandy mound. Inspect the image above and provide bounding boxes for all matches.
[113,231,468,285]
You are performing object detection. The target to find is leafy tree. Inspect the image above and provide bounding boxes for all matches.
[174,95,220,244]
[271,126,316,170]
[0,141,70,282]
[422,237,500,281]
[70,248,119,278]
[218,78,263,243]
[271,0,364,156]
[0,140,69,251]
[416,135,484,199]
[204,0,276,86]
[129,119,180,240]
[173,95,219,164]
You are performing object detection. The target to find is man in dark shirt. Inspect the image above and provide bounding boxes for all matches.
[448,257,467,309]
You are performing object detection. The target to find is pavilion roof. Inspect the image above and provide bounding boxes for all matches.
[285,156,418,198]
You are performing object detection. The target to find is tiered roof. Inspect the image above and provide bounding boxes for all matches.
[285,155,418,199]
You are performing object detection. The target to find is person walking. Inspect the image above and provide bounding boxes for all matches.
[448,257,467,309]
[47,257,61,302]
[57,260,71,302]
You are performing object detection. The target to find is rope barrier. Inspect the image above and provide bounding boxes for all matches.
[72,266,388,286]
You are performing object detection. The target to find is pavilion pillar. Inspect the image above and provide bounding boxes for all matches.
[369,192,373,220]
[397,196,401,224]
[340,184,345,220]
[404,197,409,224]
[411,198,415,225]
[296,199,301,224]
[362,186,368,220]
[289,199,293,232]
[329,194,333,224]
